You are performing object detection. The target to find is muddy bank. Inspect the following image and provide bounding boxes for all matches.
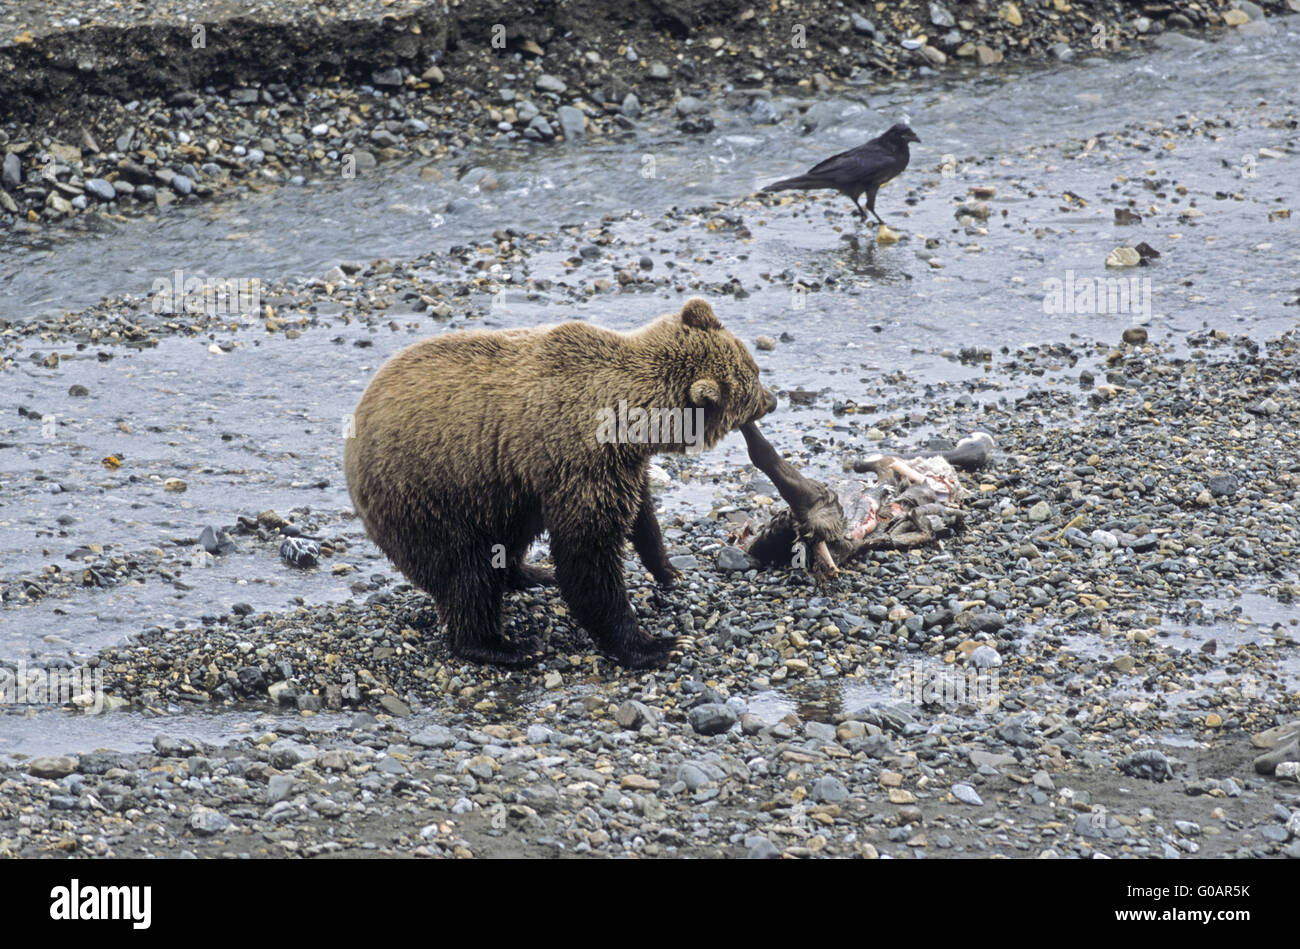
[1,0,1295,225]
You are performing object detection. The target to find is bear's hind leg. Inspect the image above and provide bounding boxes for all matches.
[508,562,555,590]
[505,509,555,589]
[438,550,538,667]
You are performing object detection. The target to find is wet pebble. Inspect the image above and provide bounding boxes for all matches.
[189,808,234,836]
[198,525,237,555]
[279,537,320,567]
[1120,750,1175,782]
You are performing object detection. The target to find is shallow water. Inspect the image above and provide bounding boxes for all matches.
[2,19,1299,753]
[0,705,353,758]
[5,24,1297,348]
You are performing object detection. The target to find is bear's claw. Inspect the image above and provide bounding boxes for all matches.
[652,565,683,587]
[614,635,692,670]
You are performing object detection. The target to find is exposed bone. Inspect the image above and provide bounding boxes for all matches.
[741,421,847,576]
[813,539,838,579]
[853,453,928,486]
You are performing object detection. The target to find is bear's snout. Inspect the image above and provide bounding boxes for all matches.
[746,384,777,423]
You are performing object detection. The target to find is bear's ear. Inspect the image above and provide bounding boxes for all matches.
[680,298,723,330]
[689,378,722,406]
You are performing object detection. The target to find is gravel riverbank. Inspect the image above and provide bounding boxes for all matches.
[3,318,1298,858]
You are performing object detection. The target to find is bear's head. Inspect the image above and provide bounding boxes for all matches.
[654,298,777,453]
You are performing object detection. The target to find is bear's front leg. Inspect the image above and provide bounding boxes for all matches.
[549,516,687,670]
[631,475,682,587]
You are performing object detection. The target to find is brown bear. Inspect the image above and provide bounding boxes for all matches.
[344,298,777,669]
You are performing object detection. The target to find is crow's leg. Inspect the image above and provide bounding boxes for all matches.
[866,188,887,226]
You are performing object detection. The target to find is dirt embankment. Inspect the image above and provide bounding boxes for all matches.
[3,0,1293,134]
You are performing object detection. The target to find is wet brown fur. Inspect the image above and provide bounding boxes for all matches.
[344,298,776,668]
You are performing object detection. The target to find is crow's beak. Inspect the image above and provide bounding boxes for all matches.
[908,131,921,144]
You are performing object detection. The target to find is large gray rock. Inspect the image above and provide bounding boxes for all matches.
[534,74,567,94]
[269,739,317,768]
[688,703,738,736]
[411,724,457,748]
[372,67,405,87]
[812,776,849,803]
[675,96,708,117]
[189,808,234,836]
[850,13,877,35]
[84,178,117,201]
[28,756,79,778]
[527,115,555,141]
[557,106,585,141]
[929,3,956,27]
[717,547,757,572]
[2,152,22,191]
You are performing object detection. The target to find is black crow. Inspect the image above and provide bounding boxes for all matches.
[762,123,920,225]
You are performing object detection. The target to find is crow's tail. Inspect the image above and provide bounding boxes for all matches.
[762,175,825,193]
